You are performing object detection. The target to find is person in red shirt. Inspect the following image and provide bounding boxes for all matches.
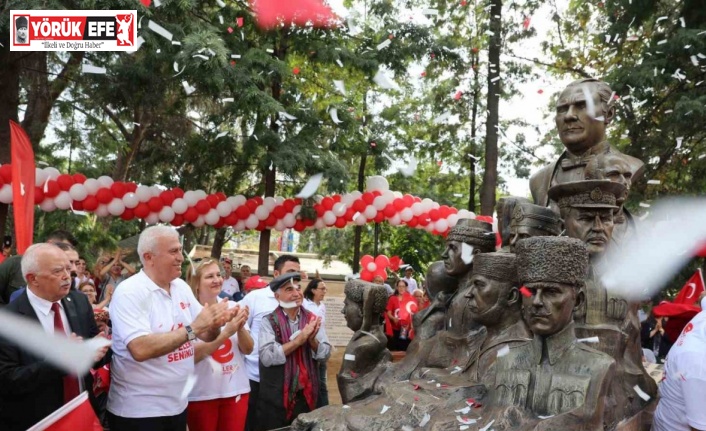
[385,280,411,351]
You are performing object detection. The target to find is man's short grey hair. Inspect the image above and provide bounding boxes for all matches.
[21,243,62,282]
[137,225,179,264]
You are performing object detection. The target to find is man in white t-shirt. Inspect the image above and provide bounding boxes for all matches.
[107,226,235,431]
[653,310,706,431]
[402,266,418,294]
[239,254,300,431]
[220,258,240,298]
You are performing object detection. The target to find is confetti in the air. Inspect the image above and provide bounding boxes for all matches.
[457,416,477,425]
[330,108,343,124]
[377,39,392,50]
[344,354,355,361]
[296,173,324,199]
[182,81,196,95]
[461,243,474,264]
[380,405,390,414]
[82,64,106,74]
[419,413,431,427]
[647,180,661,185]
[480,419,495,431]
[333,80,347,96]
[496,345,510,357]
[577,336,600,343]
[634,385,651,401]
[148,20,173,40]
[520,286,532,297]
[399,155,418,177]
[373,69,401,91]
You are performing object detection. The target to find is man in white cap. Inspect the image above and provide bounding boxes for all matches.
[402,266,418,294]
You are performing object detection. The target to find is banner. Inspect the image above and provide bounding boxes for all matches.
[9,120,35,254]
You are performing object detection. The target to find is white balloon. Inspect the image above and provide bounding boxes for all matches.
[263,197,277,211]
[35,168,48,187]
[107,198,125,216]
[0,185,12,204]
[372,196,387,210]
[421,198,434,212]
[205,209,220,225]
[97,175,114,187]
[274,220,286,231]
[314,218,325,229]
[363,205,377,219]
[435,219,449,232]
[40,198,56,212]
[183,191,199,206]
[234,220,246,231]
[255,205,270,221]
[233,195,247,207]
[68,184,88,201]
[275,196,284,205]
[193,215,205,227]
[457,209,475,219]
[43,167,60,180]
[400,208,414,222]
[226,196,239,208]
[333,202,347,217]
[83,178,101,195]
[411,202,424,216]
[389,214,401,226]
[349,191,362,200]
[283,214,296,228]
[366,175,389,192]
[366,262,377,272]
[216,201,232,218]
[323,211,336,225]
[123,192,139,209]
[134,186,152,202]
[171,198,188,214]
[292,205,302,215]
[95,204,109,218]
[195,190,207,200]
[447,213,460,227]
[159,206,175,223]
[341,193,355,206]
[245,215,259,230]
[354,214,367,226]
[53,192,72,210]
[382,190,395,203]
[424,223,435,233]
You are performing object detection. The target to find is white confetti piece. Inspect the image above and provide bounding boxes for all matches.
[216,0,225,5]
[676,137,684,149]
[148,20,173,41]
[480,419,495,431]
[449,366,462,375]
[342,405,350,409]
[82,64,106,74]
[279,111,297,121]
[333,80,346,96]
[647,180,661,185]
[434,111,451,124]
[373,69,401,91]
[423,8,439,15]
[639,202,651,208]
[221,98,234,103]
[580,83,598,120]
[461,243,474,264]
[577,336,599,343]
[380,405,390,414]
[296,173,323,199]
[679,17,685,27]
[330,108,343,124]
[538,415,555,419]
[457,416,477,425]
[691,56,700,66]
[344,354,356,361]
[399,155,417,177]
[216,131,228,139]
[454,406,471,414]
[633,385,650,401]
[182,81,196,95]
[419,413,431,427]
[496,345,510,357]
[193,54,209,61]
[460,426,469,431]
[0,311,111,377]
[336,59,343,68]
[171,41,181,46]
[376,39,392,50]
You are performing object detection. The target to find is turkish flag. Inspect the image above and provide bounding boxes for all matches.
[27,392,102,431]
[673,269,704,305]
[9,120,35,254]
[696,242,706,258]
[250,0,337,29]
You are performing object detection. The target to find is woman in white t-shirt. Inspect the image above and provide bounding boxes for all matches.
[186,259,253,431]
[303,278,329,407]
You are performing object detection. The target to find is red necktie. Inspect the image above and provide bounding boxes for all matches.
[51,303,81,403]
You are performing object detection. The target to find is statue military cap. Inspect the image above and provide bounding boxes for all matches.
[15,16,28,28]
[270,272,301,292]
[547,180,626,210]
[446,218,496,251]
[516,236,589,288]
[472,252,518,284]
[510,203,562,236]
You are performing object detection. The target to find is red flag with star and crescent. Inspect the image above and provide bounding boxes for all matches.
[9,120,35,254]
[673,269,704,305]
[653,269,704,323]
[27,392,102,431]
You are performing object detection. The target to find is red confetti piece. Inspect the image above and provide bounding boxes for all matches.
[421,71,427,77]
[370,142,377,147]
[437,160,443,167]
[350,371,357,378]
[230,60,236,66]
[293,67,301,75]
[474,403,483,408]
[413,384,420,390]
[471,47,479,53]
[228,27,234,33]
[388,34,395,39]
[140,0,151,6]
[523,16,531,30]
[613,94,620,100]
[454,91,463,100]
[251,0,338,29]
[460,0,467,5]
[430,53,436,59]
[237,17,244,27]
[520,286,532,297]
[467,398,476,404]
[414,396,420,401]
[537,89,544,94]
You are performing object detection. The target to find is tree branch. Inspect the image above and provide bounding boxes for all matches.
[102,105,131,142]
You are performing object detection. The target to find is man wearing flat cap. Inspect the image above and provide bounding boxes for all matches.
[257,272,331,430]
[15,16,29,44]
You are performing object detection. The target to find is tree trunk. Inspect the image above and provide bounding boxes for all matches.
[468,51,480,213]
[210,228,227,259]
[479,0,502,216]
[352,152,367,273]
[0,34,21,241]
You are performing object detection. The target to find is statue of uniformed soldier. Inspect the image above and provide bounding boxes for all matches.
[501,202,563,252]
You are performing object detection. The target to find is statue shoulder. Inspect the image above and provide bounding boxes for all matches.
[608,145,645,181]
[529,161,557,205]
[573,343,616,372]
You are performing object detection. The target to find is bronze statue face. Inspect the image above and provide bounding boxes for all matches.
[464,274,513,326]
[342,297,363,331]
[509,226,548,248]
[564,207,614,255]
[441,240,473,276]
[555,84,609,155]
[594,154,632,204]
[522,282,581,336]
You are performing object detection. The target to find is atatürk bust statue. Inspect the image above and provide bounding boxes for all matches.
[530,78,644,207]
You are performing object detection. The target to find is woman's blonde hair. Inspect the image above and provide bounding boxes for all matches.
[187,258,222,298]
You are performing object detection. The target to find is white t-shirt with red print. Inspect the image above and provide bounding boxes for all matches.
[189,301,251,401]
[653,311,706,431]
[107,270,203,418]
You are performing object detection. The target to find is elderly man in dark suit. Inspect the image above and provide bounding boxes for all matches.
[0,243,109,431]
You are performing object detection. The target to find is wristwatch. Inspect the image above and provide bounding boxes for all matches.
[185,325,196,342]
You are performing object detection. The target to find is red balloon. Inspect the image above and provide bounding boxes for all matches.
[389,256,402,271]
[321,196,334,210]
[439,205,451,218]
[120,208,135,221]
[315,204,325,217]
[362,192,374,205]
[403,194,414,206]
[195,199,211,215]
[428,209,440,221]
[294,220,305,231]
[334,217,347,228]
[34,188,45,205]
[253,196,264,205]
[696,242,706,257]
[214,220,225,229]
[72,173,87,184]
[476,215,493,224]
[56,174,74,191]
[345,208,356,221]
[374,268,387,281]
[360,269,374,282]
[273,206,286,219]
[235,205,250,219]
[256,221,266,231]
[160,190,176,206]
[375,255,390,268]
[110,182,128,198]
[206,194,220,208]
[246,199,259,211]
[393,199,405,211]
[148,196,164,212]
[125,182,138,193]
[215,192,227,202]
[82,196,99,211]
[283,199,295,212]
[304,218,315,227]
[183,207,199,223]
[360,254,374,268]
[352,199,366,213]
[0,165,12,183]
[96,188,113,204]
[44,180,61,198]
[171,214,184,226]
[134,203,150,219]
[408,217,419,228]
[265,215,277,226]
[224,213,238,225]
[383,204,396,218]
[418,215,430,226]
[332,194,342,203]
[72,200,84,211]
[374,212,384,223]
[172,187,185,198]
